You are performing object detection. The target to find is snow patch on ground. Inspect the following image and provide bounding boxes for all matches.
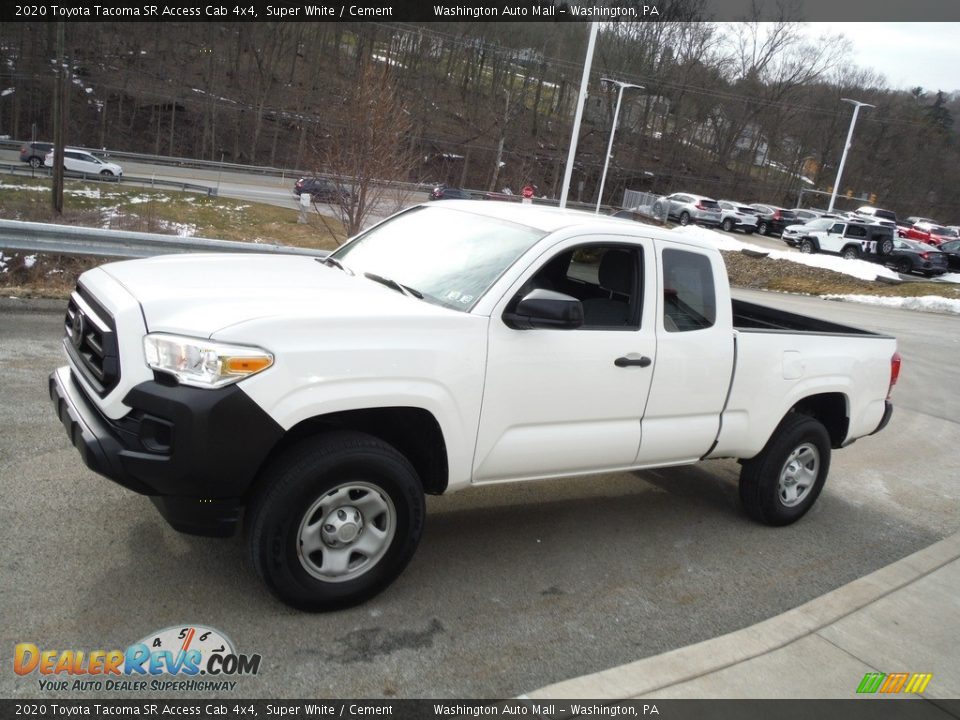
[673,225,901,282]
[937,273,960,284]
[23,255,37,269]
[822,294,960,315]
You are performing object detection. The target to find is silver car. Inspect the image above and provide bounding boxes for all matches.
[782,217,835,247]
[653,193,722,226]
[717,200,759,234]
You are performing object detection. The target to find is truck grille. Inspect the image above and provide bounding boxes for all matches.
[65,287,120,396]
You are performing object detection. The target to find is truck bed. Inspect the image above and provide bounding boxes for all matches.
[732,299,886,337]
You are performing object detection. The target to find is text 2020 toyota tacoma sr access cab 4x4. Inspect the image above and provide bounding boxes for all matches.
[50,202,900,610]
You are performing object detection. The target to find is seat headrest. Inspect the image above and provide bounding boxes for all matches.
[598,249,633,295]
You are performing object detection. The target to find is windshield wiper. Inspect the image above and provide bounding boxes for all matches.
[317,256,353,275]
[363,272,423,299]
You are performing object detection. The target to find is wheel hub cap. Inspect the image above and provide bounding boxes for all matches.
[778,443,819,507]
[321,506,363,546]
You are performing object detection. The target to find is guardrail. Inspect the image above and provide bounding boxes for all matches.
[0,219,329,260]
[0,163,217,195]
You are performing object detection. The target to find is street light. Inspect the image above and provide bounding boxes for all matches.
[827,98,875,213]
[595,78,643,213]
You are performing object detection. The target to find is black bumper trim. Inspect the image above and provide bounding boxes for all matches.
[50,367,284,537]
[871,400,894,436]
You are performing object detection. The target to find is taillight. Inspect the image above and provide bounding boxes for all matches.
[695,202,704,210]
[919,252,929,259]
[888,352,901,398]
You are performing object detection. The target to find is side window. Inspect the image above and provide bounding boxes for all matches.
[662,249,716,333]
[830,223,844,234]
[845,225,867,239]
[518,244,643,330]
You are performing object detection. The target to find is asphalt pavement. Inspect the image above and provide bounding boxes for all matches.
[0,292,957,700]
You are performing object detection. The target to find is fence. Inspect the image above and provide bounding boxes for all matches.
[0,219,329,260]
[622,189,667,222]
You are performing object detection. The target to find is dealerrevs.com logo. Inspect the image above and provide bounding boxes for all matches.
[14,625,261,692]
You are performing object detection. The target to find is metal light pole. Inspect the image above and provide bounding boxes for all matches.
[827,98,875,213]
[559,22,598,209]
[595,79,643,213]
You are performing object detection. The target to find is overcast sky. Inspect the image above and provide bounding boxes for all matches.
[813,22,960,93]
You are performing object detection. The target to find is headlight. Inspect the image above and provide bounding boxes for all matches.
[143,334,273,389]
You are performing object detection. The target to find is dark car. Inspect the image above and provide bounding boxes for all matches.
[429,186,473,200]
[886,238,949,277]
[294,177,350,203]
[749,204,798,236]
[937,239,960,271]
[19,141,53,168]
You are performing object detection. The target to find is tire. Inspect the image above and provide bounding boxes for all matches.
[896,258,912,274]
[721,218,735,232]
[757,221,770,236]
[99,169,114,176]
[800,239,815,254]
[878,238,894,256]
[29,157,42,168]
[679,211,691,226]
[246,431,425,611]
[739,414,831,526]
[841,246,860,260]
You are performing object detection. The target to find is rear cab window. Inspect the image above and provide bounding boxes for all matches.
[662,248,716,332]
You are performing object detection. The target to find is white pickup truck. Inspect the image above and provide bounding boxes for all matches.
[50,201,900,610]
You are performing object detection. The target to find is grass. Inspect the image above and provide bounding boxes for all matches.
[0,175,346,297]
[2,177,958,303]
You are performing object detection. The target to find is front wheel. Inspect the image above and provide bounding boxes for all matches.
[800,239,815,254]
[246,431,425,611]
[99,169,114,176]
[896,258,912,274]
[739,414,831,526]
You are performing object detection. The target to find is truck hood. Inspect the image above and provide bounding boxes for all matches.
[99,253,453,336]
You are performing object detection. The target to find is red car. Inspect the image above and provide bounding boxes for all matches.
[897,222,958,247]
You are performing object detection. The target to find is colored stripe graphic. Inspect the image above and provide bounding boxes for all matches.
[857,672,932,694]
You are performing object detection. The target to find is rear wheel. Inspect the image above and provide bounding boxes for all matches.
[739,414,831,526]
[721,218,735,232]
[841,246,860,260]
[800,239,815,254]
[679,211,691,226]
[758,221,770,236]
[246,431,425,611]
[29,157,42,168]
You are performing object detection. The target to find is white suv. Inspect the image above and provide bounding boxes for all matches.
[797,219,895,259]
[653,193,722,226]
[44,148,123,177]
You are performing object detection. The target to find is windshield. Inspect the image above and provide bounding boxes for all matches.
[331,206,547,311]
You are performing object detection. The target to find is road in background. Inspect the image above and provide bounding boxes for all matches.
[1,293,957,699]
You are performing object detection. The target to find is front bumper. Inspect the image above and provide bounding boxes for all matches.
[50,366,284,537]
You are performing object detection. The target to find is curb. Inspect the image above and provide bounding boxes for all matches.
[523,532,960,699]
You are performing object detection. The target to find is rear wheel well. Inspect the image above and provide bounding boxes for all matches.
[790,393,849,448]
[251,408,448,498]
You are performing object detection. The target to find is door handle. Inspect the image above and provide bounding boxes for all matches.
[614,355,652,368]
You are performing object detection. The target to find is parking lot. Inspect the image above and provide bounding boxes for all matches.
[1,292,958,699]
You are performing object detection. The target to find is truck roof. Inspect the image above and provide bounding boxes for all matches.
[428,199,652,234]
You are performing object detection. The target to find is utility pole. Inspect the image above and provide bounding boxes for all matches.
[827,98,875,213]
[51,22,66,214]
[595,79,643,213]
[559,22,598,209]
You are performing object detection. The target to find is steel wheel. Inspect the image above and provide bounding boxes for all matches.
[297,481,396,583]
[777,443,819,507]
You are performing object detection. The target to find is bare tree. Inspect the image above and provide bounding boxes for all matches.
[312,61,418,239]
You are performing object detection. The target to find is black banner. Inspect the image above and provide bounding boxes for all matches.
[3,0,960,23]
[2,699,959,720]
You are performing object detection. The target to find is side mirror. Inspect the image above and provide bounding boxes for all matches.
[503,289,583,330]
